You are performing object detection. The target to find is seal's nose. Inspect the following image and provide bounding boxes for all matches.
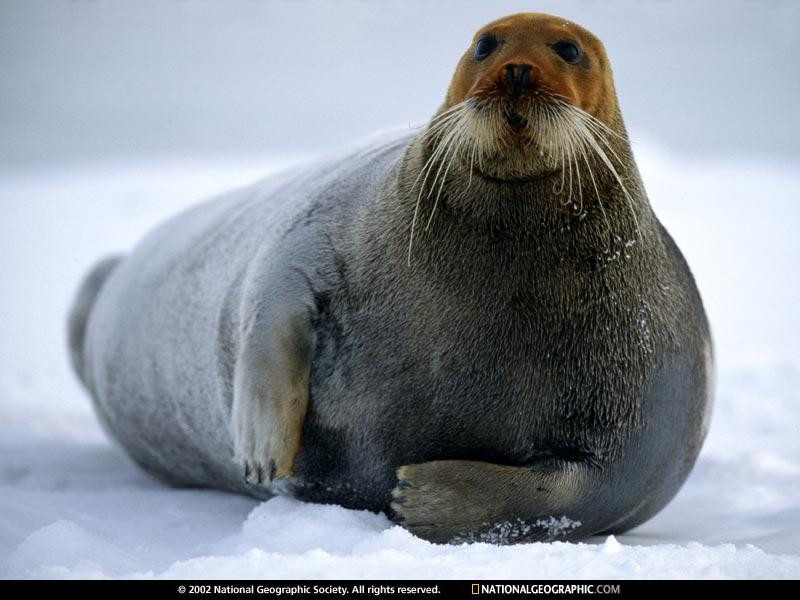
[505,64,532,98]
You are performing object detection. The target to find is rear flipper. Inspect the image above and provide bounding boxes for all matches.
[391,459,593,544]
[68,255,123,389]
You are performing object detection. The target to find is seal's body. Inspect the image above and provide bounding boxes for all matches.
[70,13,712,543]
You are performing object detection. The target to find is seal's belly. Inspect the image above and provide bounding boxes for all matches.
[294,324,622,512]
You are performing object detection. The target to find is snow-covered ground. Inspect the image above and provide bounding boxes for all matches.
[1,140,799,579]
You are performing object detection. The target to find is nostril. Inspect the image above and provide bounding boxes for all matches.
[518,65,532,87]
[505,65,515,89]
[505,64,533,97]
[514,65,531,87]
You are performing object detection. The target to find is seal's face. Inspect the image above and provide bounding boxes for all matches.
[449,13,613,124]
[424,13,623,183]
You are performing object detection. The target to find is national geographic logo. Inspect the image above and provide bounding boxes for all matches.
[471,584,621,595]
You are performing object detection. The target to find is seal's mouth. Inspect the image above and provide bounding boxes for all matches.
[503,105,529,129]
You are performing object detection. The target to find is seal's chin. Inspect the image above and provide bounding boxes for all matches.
[503,107,529,129]
[460,101,563,183]
[470,165,560,185]
[463,129,558,184]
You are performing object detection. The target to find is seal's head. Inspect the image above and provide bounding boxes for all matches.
[426,13,625,183]
[407,13,642,263]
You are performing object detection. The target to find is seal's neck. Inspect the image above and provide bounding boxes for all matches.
[379,133,656,282]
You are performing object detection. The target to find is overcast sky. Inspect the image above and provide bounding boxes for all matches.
[1,0,798,164]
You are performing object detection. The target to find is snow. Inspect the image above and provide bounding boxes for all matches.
[1,140,799,580]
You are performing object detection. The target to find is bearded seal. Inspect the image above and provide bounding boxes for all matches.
[68,12,713,544]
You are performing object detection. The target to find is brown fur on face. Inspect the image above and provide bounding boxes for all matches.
[445,13,618,125]
[412,13,635,221]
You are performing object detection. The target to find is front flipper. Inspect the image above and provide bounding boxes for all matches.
[231,266,316,487]
[391,459,591,544]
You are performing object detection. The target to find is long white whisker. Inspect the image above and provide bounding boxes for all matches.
[570,117,614,243]
[564,106,642,240]
[407,100,476,265]
[426,124,468,230]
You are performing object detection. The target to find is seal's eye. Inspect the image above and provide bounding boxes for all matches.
[474,35,498,61]
[552,40,582,64]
